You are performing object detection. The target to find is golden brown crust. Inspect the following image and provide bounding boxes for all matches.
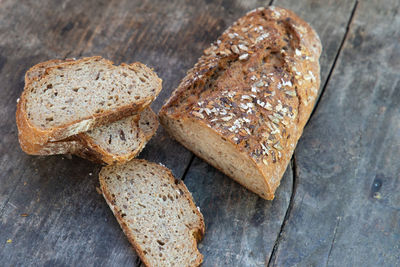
[99,159,205,267]
[160,6,321,199]
[18,136,83,156]
[17,56,162,146]
[24,58,76,84]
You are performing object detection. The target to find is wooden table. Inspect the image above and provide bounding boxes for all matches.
[1,0,399,266]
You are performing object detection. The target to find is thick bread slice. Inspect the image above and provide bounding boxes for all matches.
[99,160,205,267]
[75,113,144,164]
[138,107,159,141]
[18,136,84,156]
[17,56,162,146]
[159,7,322,200]
[76,108,158,164]
[19,108,158,165]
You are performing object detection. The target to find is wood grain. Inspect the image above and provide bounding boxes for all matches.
[269,0,400,266]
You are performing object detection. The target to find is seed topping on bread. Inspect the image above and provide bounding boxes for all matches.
[164,7,321,167]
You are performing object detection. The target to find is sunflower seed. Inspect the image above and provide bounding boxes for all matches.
[231,45,240,54]
[239,53,249,60]
[285,90,297,96]
[238,44,248,51]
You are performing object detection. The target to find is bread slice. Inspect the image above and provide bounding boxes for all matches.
[99,160,205,266]
[76,108,158,164]
[75,113,145,164]
[159,7,322,200]
[17,56,162,146]
[18,136,84,156]
[19,108,158,165]
[138,107,160,141]
[24,58,75,84]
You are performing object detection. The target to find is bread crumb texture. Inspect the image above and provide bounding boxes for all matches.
[100,160,205,267]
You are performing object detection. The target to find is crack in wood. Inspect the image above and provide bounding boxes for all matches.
[307,0,359,125]
[181,154,195,181]
[325,216,342,267]
[267,2,359,266]
[267,155,298,267]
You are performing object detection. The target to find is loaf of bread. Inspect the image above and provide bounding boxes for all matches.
[159,6,322,200]
[99,159,205,266]
[17,56,162,147]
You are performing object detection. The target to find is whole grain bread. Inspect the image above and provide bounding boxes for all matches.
[159,6,322,200]
[19,108,158,165]
[75,114,145,164]
[17,56,162,146]
[76,108,158,164]
[139,107,160,141]
[99,159,205,267]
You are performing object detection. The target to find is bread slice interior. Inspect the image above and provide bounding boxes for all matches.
[160,115,273,199]
[99,160,205,266]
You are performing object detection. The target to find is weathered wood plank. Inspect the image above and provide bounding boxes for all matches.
[270,0,400,266]
[182,0,357,266]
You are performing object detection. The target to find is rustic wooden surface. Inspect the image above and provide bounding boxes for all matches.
[0,0,399,266]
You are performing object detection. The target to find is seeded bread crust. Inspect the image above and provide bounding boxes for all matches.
[17,56,162,146]
[99,159,205,267]
[159,6,322,199]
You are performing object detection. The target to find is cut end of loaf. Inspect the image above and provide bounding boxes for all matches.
[99,159,204,266]
[160,114,275,200]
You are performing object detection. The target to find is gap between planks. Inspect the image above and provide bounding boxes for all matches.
[181,154,195,181]
[267,1,360,266]
[267,156,298,266]
[306,0,360,126]
[325,216,342,267]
